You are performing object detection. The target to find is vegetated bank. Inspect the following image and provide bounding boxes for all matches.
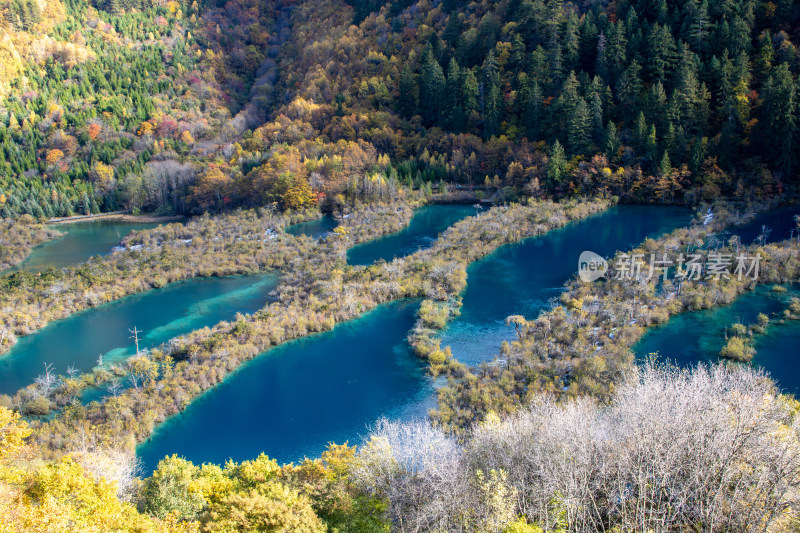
[9,218,163,273]
[0,207,319,355]
[633,283,800,392]
[409,204,691,370]
[27,197,610,459]
[2,191,424,407]
[433,203,800,430]
[0,273,280,403]
[0,216,62,272]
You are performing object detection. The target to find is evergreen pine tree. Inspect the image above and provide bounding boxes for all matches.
[617,60,643,121]
[761,63,797,176]
[658,150,672,176]
[690,136,706,173]
[460,69,479,125]
[554,71,580,133]
[445,58,463,131]
[482,50,502,138]
[397,64,418,118]
[443,12,463,48]
[420,47,447,126]
[604,121,620,161]
[546,140,568,188]
[520,77,543,141]
[646,124,658,162]
[634,112,649,154]
[568,97,592,155]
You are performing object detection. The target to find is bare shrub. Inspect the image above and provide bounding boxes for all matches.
[356,364,800,532]
[351,419,472,532]
[72,444,142,502]
[468,363,800,532]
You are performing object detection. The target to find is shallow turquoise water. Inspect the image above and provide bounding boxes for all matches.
[438,205,692,365]
[347,204,478,265]
[135,205,691,473]
[284,215,338,238]
[8,220,162,273]
[634,286,800,394]
[131,204,800,473]
[0,274,280,395]
[137,299,431,473]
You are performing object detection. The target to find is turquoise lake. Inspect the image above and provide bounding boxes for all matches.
[21,202,793,474]
[0,274,280,395]
[284,214,338,238]
[137,299,431,473]
[629,206,800,394]
[634,285,800,395]
[727,205,800,244]
[346,204,478,265]
[8,219,162,273]
[136,204,691,473]
[438,205,692,365]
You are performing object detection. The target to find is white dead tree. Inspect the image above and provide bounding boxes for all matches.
[467,363,800,533]
[106,380,122,397]
[34,362,58,398]
[129,327,142,357]
[354,363,800,533]
[71,442,142,502]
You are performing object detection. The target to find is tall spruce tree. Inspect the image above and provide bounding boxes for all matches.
[568,97,592,155]
[762,63,797,176]
[420,47,447,127]
[397,64,418,118]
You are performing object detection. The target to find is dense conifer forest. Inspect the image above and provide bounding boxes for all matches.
[0,0,798,219]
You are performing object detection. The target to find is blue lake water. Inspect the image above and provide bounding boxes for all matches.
[137,299,431,473]
[136,205,691,472]
[347,204,478,265]
[438,205,692,365]
[55,203,800,474]
[0,274,279,395]
[634,285,800,395]
[8,220,162,273]
[285,214,338,238]
[728,206,800,244]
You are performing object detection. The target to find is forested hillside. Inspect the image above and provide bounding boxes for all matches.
[1,0,798,220]
[0,0,278,218]
[271,0,800,201]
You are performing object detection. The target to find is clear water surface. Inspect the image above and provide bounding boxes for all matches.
[8,219,162,273]
[137,299,431,473]
[346,204,479,265]
[438,205,692,365]
[136,205,691,472]
[0,274,280,395]
[284,215,338,238]
[634,285,800,395]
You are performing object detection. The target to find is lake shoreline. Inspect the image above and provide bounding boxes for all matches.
[48,212,184,225]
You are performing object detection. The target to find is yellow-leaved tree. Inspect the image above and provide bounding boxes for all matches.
[284,178,317,210]
[0,407,196,532]
[141,453,326,532]
[45,148,64,165]
[191,167,232,210]
[90,161,115,192]
[0,406,29,462]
